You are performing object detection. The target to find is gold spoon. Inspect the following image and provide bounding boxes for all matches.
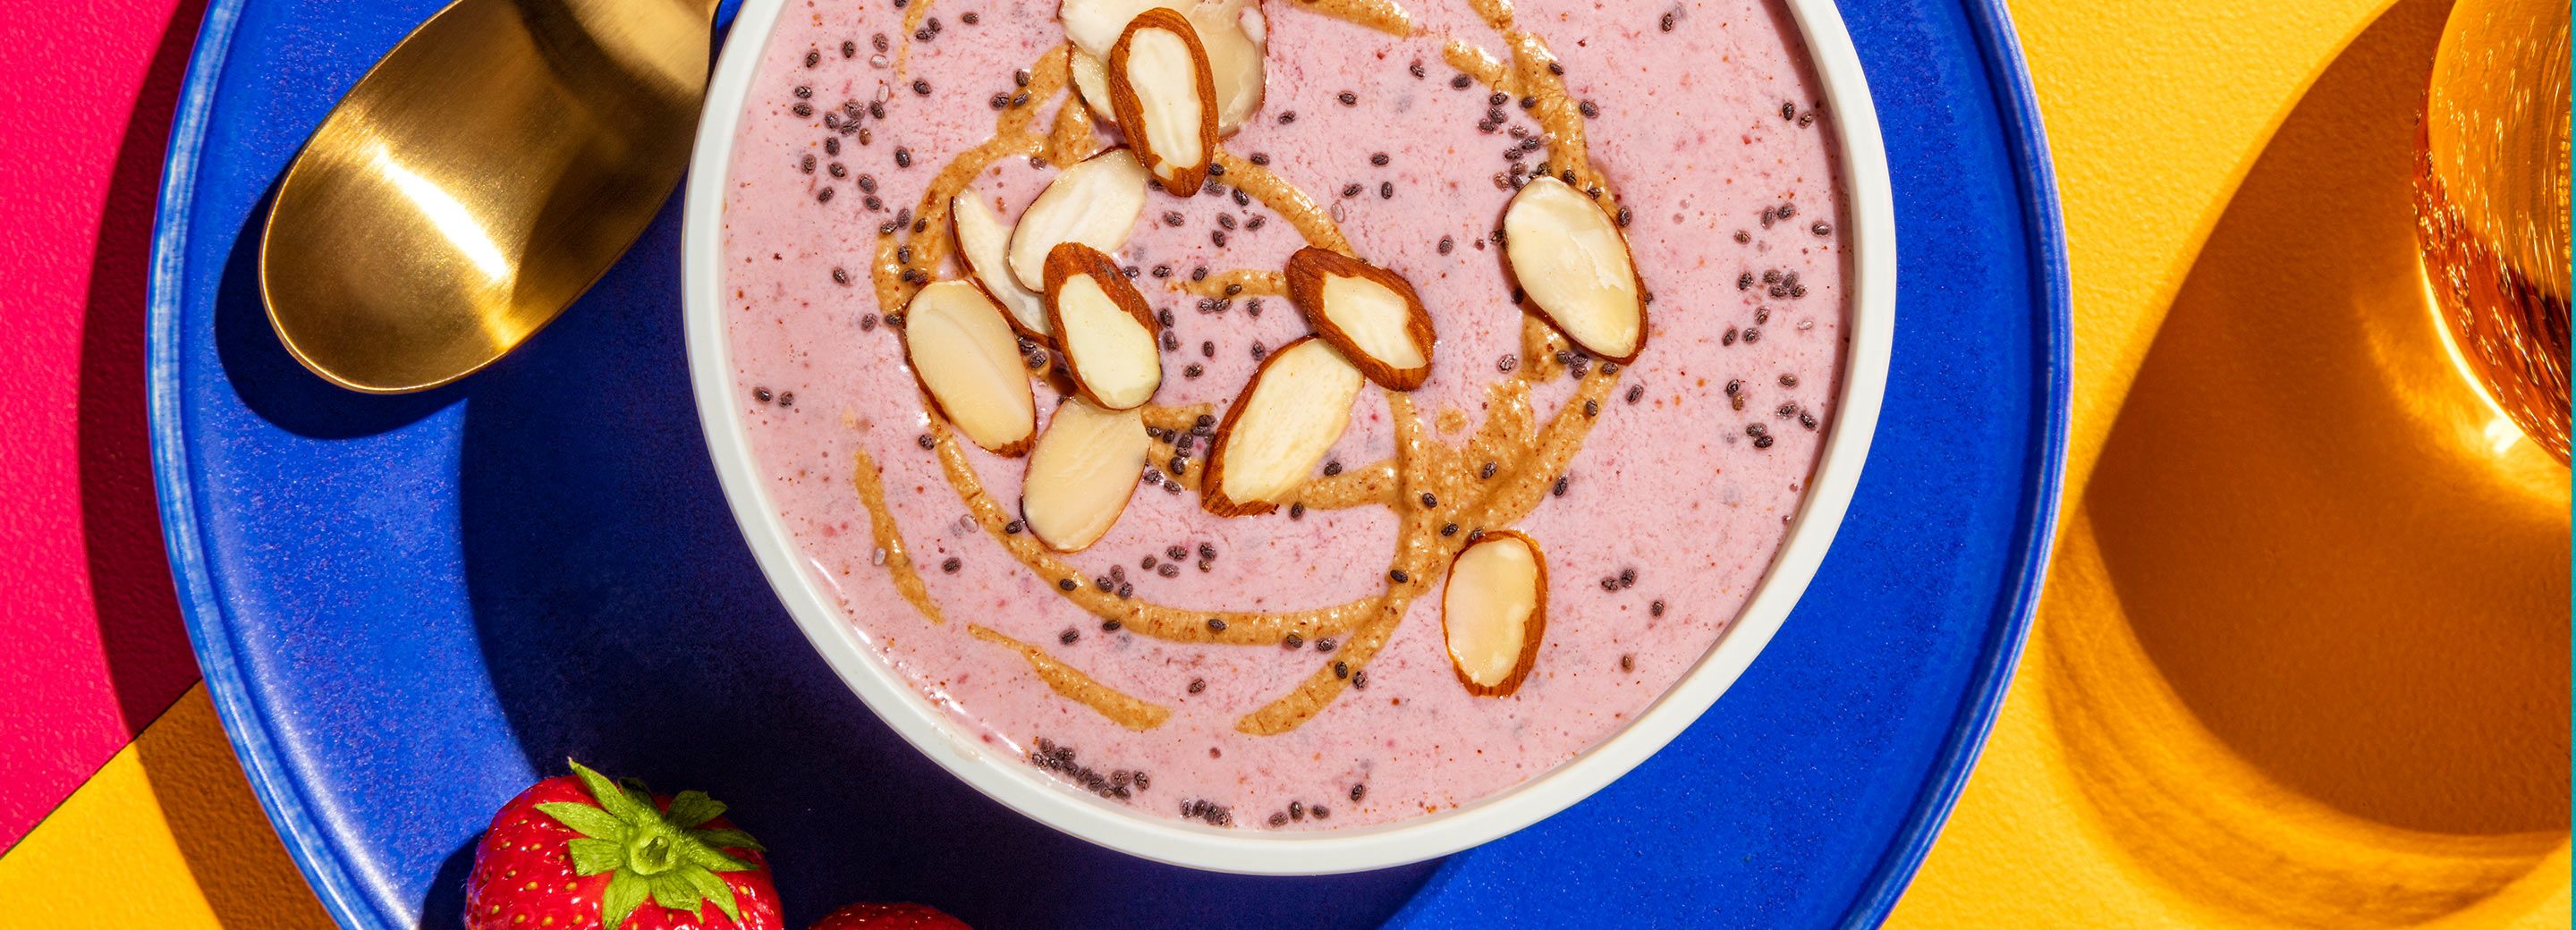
[260,0,717,393]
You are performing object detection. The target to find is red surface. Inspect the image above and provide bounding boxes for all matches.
[0,0,209,848]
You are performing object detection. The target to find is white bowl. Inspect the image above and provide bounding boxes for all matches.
[682,0,1895,875]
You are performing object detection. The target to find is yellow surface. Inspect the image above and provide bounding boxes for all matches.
[0,685,334,929]
[7,1,2567,927]
[1889,0,2572,926]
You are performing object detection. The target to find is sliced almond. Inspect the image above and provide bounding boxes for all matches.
[1199,336,1364,517]
[1060,0,1182,59]
[1441,529,1547,697]
[1006,148,1149,292]
[951,190,1051,342]
[1284,247,1436,390]
[1106,10,1218,195]
[1068,0,1265,135]
[1190,0,1267,136]
[1071,50,1121,127]
[1043,242,1164,410]
[1021,397,1149,552]
[902,281,1038,455]
[1503,175,1648,363]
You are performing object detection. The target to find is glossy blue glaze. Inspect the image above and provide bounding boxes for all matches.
[147,0,2067,925]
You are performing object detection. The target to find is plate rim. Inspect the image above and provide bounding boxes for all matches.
[679,0,1897,875]
[140,0,2072,923]
[1827,0,2072,923]
[146,0,419,926]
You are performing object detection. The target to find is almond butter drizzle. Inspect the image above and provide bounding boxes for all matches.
[893,0,939,79]
[970,624,1174,730]
[846,9,1645,735]
[1291,0,1416,38]
[852,444,946,625]
[1177,269,1286,299]
[1441,30,1611,206]
[1211,150,1352,252]
[871,47,1085,318]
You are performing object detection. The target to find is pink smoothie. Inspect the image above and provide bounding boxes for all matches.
[720,0,1846,829]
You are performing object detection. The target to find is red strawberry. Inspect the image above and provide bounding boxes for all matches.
[808,903,971,930]
[466,759,784,930]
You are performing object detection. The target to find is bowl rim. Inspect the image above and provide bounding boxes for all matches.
[680,0,1896,875]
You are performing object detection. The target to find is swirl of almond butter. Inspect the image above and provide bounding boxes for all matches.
[849,0,1646,734]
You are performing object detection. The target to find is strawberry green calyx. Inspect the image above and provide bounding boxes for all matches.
[534,759,767,930]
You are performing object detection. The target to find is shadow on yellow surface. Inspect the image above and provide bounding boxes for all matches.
[2045,0,2571,923]
[0,686,335,928]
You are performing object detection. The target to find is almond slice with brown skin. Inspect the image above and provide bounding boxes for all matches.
[1070,50,1120,127]
[1190,0,1266,136]
[1060,0,1182,59]
[1021,397,1149,552]
[1441,529,1547,697]
[902,281,1038,455]
[1106,9,1218,195]
[951,190,1051,342]
[1284,247,1436,390]
[1503,175,1648,363]
[1066,0,1265,135]
[1199,336,1364,517]
[1006,148,1149,292]
[1043,242,1163,410]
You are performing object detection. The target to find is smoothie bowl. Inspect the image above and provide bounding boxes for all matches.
[682,0,1891,873]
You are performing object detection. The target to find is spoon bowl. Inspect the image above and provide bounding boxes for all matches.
[261,0,716,393]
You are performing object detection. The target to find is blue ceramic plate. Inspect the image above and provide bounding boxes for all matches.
[148,0,2065,926]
